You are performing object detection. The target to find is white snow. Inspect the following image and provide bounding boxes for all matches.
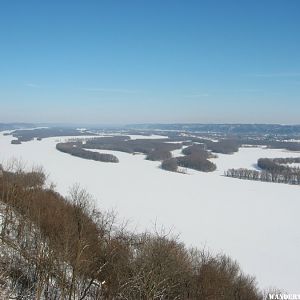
[0,132,300,292]
[170,146,186,158]
[283,139,300,143]
[126,134,167,140]
[88,131,167,140]
[213,147,300,174]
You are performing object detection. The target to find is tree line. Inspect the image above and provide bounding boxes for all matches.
[225,157,300,185]
[0,164,265,299]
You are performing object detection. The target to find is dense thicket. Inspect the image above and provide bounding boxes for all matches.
[83,137,182,158]
[11,139,22,144]
[159,144,217,173]
[272,157,300,164]
[56,143,119,163]
[206,139,240,154]
[238,138,300,152]
[146,149,172,161]
[257,158,287,173]
[182,144,207,156]
[10,128,95,143]
[56,137,224,170]
[265,141,300,152]
[161,158,179,172]
[159,137,240,155]
[164,133,300,154]
[177,154,217,172]
[0,167,264,299]
[56,137,182,163]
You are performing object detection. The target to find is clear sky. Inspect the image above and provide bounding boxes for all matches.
[0,0,300,124]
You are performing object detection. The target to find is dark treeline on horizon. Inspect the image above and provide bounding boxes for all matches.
[128,123,300,135]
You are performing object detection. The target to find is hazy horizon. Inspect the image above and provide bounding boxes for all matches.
[1,1,300,124]
[2,121,300,127]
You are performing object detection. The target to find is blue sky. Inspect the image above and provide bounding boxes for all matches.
[0,0,300,124]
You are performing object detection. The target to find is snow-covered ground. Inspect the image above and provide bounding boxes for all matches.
[88,131,167,140]
[213,147,300,173]
[283,139,300,143]
[127,134,166,140]
[170,146,186,158]
[0,131,300,292]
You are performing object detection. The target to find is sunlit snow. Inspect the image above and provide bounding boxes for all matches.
[0,132,299,292]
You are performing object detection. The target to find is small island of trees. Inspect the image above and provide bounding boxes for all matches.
[56,142,119,163]
[161,146,217,173]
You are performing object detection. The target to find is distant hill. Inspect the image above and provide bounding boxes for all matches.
[127,123,300,135]
[0,123,36,131]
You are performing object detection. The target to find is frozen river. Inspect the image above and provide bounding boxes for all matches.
[1,131,300,292]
